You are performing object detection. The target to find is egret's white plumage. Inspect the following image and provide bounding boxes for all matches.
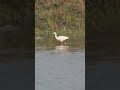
[53,32,69,43]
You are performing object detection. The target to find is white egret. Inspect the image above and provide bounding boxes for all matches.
[53,32,69,43]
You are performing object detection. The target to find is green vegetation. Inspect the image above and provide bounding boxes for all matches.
[35,0,85,39]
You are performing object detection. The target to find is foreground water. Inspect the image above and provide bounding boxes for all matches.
[35,45,85,90]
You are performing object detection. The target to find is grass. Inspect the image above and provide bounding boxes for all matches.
[35,0,85,39]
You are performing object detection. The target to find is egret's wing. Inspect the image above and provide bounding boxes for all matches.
[58,36,69,39]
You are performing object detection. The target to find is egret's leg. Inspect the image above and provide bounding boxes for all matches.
[65,42,66,45]
[61,41,63,45]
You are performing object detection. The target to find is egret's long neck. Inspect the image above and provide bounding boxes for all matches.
[54,33,58,39]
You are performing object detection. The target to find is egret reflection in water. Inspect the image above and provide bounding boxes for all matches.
[55,45,69,50]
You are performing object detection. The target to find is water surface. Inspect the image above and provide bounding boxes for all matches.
[35,44,85,90]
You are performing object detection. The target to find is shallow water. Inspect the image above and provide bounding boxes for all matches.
[35,45,85,90]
